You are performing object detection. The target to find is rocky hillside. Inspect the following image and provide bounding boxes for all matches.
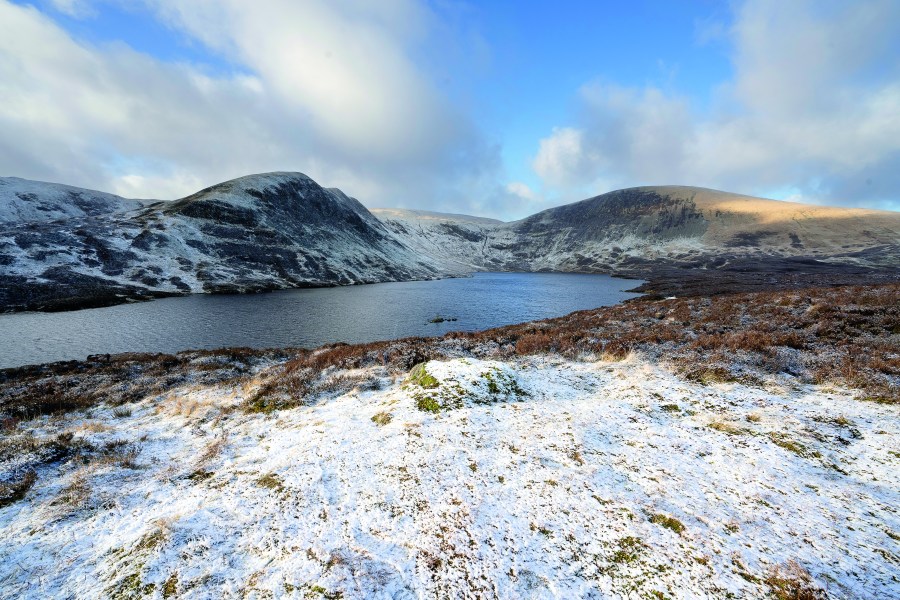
[0,177,143,225]
[2,176,898,312]
[378,186,900,296]
[371,208,504,272]
[0,173,449,312]
[500,186,900,272]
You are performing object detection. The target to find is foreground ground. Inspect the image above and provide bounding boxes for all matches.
[0,285,897,598]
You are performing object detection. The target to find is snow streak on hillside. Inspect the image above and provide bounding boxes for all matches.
[1,356,897,598]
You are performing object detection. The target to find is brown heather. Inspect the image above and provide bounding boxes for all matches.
[1,284,897,419]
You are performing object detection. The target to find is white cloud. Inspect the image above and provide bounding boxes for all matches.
[0,0,498,212]
[48,0,94,18]
[532,0,900,210]
[533,127,586,187]
[505,181,536,201]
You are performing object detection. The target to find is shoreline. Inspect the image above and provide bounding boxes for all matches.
[3,281,896,409]
[3,254,898,315]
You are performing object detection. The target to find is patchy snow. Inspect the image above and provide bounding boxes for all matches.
[1,356,897,598]
[0,177,143,225]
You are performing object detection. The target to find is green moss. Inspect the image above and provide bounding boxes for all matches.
[610,536,644,564]
[306,584,343,599]
[415,395,441,413]
[371,411,393,426]
[649,513,685,534]
[107,572,155,600]
[479,367,528,402]
[408,363,439,389]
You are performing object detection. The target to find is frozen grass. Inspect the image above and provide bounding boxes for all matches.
[0,355,897,598]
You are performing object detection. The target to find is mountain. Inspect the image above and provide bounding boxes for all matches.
[1,176,898,312]
[0,173,450,312]
[0,177,144,225]
[377,186,900,295]
[371,208,504,272]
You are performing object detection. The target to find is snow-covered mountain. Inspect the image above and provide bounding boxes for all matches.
[0,173,452,312]
[1,175,898,312]
[371,208,504,272]
[499,185,900,272]
[376,186,900,296]
[0,177,144,225]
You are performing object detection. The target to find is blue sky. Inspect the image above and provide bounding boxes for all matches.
[1,0,898,218]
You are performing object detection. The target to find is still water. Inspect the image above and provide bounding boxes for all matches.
[0,272,642,368]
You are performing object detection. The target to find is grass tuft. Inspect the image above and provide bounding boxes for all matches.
[649,513,685,534]
[371,411,393,426]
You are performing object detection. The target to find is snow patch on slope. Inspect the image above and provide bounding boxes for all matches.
[0,177,143,225]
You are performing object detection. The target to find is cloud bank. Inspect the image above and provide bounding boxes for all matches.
[0,0,897,218]
[0,0,502,213]
[533,0,900,210]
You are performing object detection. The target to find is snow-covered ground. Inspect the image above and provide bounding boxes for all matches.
[1,355,897,599]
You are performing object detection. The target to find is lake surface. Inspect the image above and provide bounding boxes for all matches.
[0,272,642,369]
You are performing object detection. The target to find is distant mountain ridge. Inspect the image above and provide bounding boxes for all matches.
[1,174,898,312]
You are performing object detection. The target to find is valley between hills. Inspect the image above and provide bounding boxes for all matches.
[0,173,898,599]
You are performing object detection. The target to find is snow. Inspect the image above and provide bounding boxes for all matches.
[0,177,143,225]
[1,355,897,598]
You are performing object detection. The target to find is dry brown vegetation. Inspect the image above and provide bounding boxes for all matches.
[0,348,290,420]
[765,560,827,600]
[241,283,898,405]
[0,284,897,423]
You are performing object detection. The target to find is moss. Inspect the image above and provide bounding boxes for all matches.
[649,513,685,534]
[162,573,178,598]
[415,395,441,413]
[244,391,279,414]
[134,530,167,552]
[768,432,820,458]
[660,404,680,413]
[307,584,343,599]
[610,536,644,564]
[256,472,285,493]
[107,572,155,600]
[407,363,439,389]
[478,367,528,402]
[371,411,393,426]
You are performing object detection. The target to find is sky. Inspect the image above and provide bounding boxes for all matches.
[1,0,898,219]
